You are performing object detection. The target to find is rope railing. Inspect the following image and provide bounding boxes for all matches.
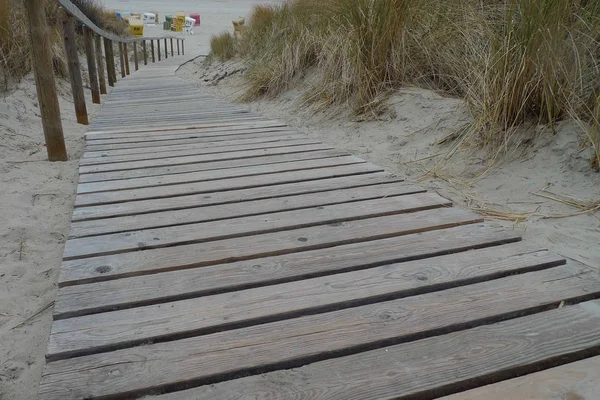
[24,0,186,161]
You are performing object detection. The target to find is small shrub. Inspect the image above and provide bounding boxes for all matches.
[210,32,237,62]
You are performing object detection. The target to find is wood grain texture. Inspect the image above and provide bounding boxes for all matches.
[64,193,451,259]
[70,182,423,237]
[142,299,600,400]
[78,143,334,175]
[72,173,401,220]
[58,207,482,286]
[54,225,522,319]
[48,248,572,362]
[75,163,384,206]
[79,138,321,166]
[439,356,600,400]
[24,0,67,161]
[83,130,299,154]
[76,155,365,193]
[42,264,600,399]
[78,149,348,183]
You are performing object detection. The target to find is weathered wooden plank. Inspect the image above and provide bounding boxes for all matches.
[78,143,335,175]
[78,149,348,183]
[79,138,321,166]
[70,183,423,237]
[85,120,285,137]
[75,163,383,206]
[83,129,298,153]
[77,156,364,194]
[41,264,600,399]
[127,297,600,400]
[55,225,523,319]
[63,193,451,259]
[72,173,401,220]
[48,247,572,362]
[439,355,600,400]
[58,207,482,286]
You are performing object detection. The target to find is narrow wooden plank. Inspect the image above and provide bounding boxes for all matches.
[81,134,311,162]
[55,225,523,319]
[70,183,424,238]
[77,155,364,194]
[48,247,572,362]
[75,163,383,206]
[73,173,401,220]
[79,149,348,183]
[84,125,291,146]
[78,143,335,175]
[41,264,600,399]
[83,129,298,153]
[63,193,451,260]
[439,355,600,400]
[85,120,285,137]
[58,207,482,286]
[79,138,321,166]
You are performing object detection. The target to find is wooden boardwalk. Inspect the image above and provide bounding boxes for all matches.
[39,56,600,399]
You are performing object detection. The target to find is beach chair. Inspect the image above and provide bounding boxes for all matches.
[232,17,245,38]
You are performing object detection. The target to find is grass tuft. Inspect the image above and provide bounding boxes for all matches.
[210,31,237,62]
[210,0,600,168]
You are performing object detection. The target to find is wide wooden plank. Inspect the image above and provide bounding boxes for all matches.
[64,194,452,259]
[73,173,400,221]
[75,163,384,206]
[70,182,424,237]
[55,225,523,319]
[78,143,335,174]
[79,149,349,183]
[79,138,321,166]
[47,249,572,362]
[77,155,365,193]
[83,128,298,153]
[82,133,307,158]
[439,355,600,400]
[41,264,600,399]
[58,207,482,286]
[140,298,600,400]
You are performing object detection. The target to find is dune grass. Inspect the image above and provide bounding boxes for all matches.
[211,0,600,169]
[210,31,237,62]
[0,0,128,87]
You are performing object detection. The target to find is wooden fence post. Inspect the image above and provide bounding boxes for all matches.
[24,0,67,161]
[124,43,131,75]
[177,39,180,55]
[170,37,174,56]
[59,8,88,125]
[94,34,107,94]
[182,39,184,55]
[157,39,161,61]
[150,40,155,63]
[118,42,126,78]
[164,38,168,59]
[142,40,147,65]
[104,37,116,86]
[83,27,101,104]
[133,41,139,71]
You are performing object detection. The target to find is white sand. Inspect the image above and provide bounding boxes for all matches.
[0,75,100,399]
[178,59,600,269]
